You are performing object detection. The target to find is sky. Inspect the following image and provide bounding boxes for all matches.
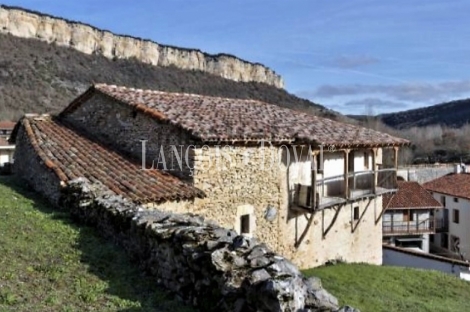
[4,0,470,115]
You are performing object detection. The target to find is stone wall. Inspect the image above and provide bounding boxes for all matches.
[61,178,357,312]
[192,144,287,254]
[62,92,195,180]
[13,124,62,205]
[0,5,283,88]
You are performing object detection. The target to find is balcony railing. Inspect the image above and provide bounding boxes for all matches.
[294,168,398,210]
[383,218,444,235]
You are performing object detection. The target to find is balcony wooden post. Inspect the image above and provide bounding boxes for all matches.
[416,210,419,232]
[372,147,377,194]
[407,209,410,233]
[344,149,350,199]
[311,152,318,210]
[393,146,399,169]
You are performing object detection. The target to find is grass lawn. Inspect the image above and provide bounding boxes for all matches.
[0,176,194,312]
[304,263,470,312]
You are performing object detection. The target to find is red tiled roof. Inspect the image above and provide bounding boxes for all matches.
[383,181,442,210]
[21,116,204,204]
[61,84,410,147]
[424,173,470,200]
[0,121,16,130]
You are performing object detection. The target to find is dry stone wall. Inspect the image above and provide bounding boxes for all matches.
[0,5,283,88]
[13,124,63,205]
[61,178,358,312]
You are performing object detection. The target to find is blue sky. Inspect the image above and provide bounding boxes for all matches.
[4,0,470,115]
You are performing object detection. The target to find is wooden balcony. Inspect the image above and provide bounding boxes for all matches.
[294,168,398,211]
[383,218,446,235]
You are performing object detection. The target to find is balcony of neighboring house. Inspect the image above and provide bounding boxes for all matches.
[293,147,400,211]
[383,210,447,235]
[383,218,436,235]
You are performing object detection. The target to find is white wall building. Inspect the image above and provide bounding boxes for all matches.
[424,166,470,260]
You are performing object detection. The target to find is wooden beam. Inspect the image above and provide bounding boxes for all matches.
[393,146,399,169]
[344,149,350,199]
[372,147,377,194]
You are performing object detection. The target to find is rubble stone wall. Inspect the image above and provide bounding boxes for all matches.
[61,178,356,312]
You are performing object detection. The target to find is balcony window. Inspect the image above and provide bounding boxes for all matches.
[364,152,369,169]
[403,210,414,222]
[441,196,446,207]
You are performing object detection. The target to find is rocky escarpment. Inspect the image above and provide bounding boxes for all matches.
[61,178,358,312]
[0,5,283,88]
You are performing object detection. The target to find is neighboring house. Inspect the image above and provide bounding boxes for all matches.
[0,120,16,167]
[0,120,15,140]
[12,84,409,268]
[424,165,470,260]
[382,181,443,253]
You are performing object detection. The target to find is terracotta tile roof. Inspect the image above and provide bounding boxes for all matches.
[383,181,442,210]
[20,116,204,204]
[61,84,410,147]
[0,121,16,130]
[424,173,470,200]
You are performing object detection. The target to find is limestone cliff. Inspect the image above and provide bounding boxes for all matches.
[0,5,283,88]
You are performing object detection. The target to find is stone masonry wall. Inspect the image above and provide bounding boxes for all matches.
[0,5,283,88]
[192,145,383,269]
[61,178,357,312]
[286,198,383,268]
[62,93,195,180]
[13,124,62,205]
[192,144,287,254]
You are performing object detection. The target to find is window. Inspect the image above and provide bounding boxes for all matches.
[353,206,360,220]
[453,209,460,224]
[403,210,414,222]
[364,152,369,169]
[454,197,459,203]
[240,214,250,234]
[441,196,446,207]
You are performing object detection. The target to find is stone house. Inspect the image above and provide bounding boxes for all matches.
[424,166,470,260]
[12,84,409,268]
[382,181,443,253]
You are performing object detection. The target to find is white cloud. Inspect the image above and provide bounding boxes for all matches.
[308,80,470,102]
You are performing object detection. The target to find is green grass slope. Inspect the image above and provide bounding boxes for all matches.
[304,263,470,312]
[0,176,194,312]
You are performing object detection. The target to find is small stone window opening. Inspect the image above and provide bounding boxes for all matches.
[240,214,250,234]
[363,152,369,169]
[131,110,138,118]
[454,197,459,203]
[353,206,360,221]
